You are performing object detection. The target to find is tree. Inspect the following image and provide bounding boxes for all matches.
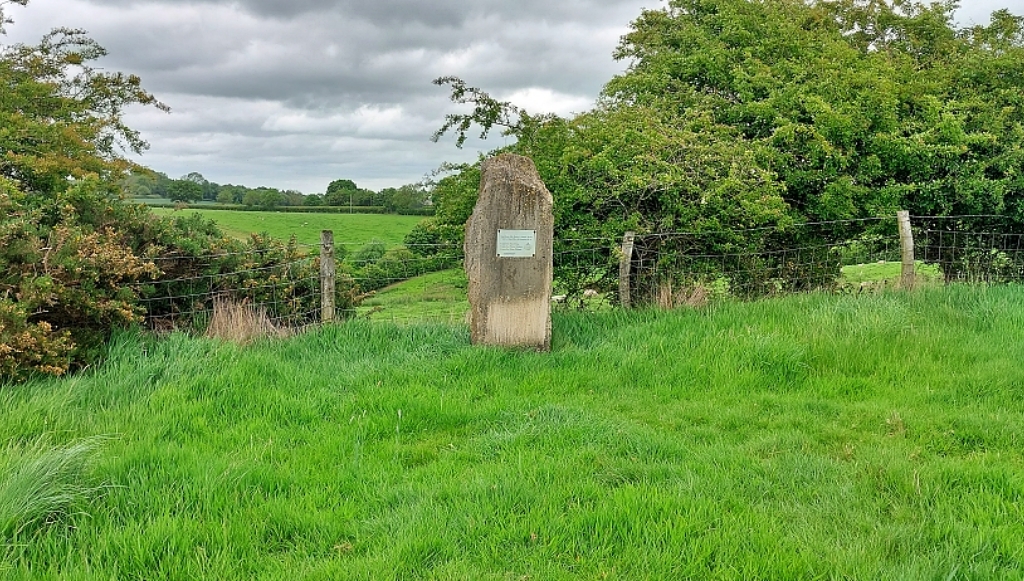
[1,1,349,380]
[431,0,1024,299]
[0,4,168,195]
[0,0,172,378]
[603,0,1024,223]
[242,187,283,210]
[283,189,305,207]
[120,171,158,197]
[381,183,429,214]
[324,179,359,206]
[166,177,204,203]
[326,179,357,194]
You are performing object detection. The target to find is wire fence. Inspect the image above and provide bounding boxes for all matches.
[626,218,903,307]
[135,244,323,333]
[339,241,466,325]
[132,214,1024,333]
[914,215,1024,284]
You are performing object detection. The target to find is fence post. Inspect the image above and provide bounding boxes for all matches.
[897,211,915,290]
[619,231,636,308]
[320,230,335,323]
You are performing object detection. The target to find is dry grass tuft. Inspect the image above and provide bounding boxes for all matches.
[656,282,710,309]
[205,297,287,344]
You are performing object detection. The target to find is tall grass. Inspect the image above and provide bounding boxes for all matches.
[2,286,1024,579]
[0,437,104,541]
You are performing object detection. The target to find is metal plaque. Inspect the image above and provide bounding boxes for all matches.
[496,229,537,258]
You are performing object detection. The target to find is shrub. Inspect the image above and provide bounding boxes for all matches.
[351,240,387,266]
[1,177,359,381]
[0,5,360,382]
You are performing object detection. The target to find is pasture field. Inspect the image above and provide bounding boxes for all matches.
[150,207,423,247]
[357,268,469,324]
[3,286,1024,579]
[840,261,943,286]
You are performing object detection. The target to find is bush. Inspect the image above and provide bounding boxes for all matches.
[351,240,387,266]
[1,177,360,381]
[0,6,362,382]
[0,300,73,383]
[353,247,456,294]
[403,219,445,257]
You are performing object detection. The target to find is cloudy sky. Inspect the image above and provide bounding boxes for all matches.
[3,0,1014,194]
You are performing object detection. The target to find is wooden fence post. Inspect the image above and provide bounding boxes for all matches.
[619,231,636,308]
[320,230,335,323]
[897,211,915,290]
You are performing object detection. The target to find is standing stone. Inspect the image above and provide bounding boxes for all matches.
[465,154,553,350]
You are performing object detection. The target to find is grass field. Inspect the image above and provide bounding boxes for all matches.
[151,207,423,248]
[356,269,469,323]
[840,261,943,286]
[3,286,1024,579]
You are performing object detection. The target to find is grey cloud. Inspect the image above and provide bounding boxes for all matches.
[82,4,633,111]
[75,0,653,26]
[8,0,1010,194]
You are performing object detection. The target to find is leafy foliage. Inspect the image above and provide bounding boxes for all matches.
[0,23,167,193]
[430,0,1024,298]
[0,2,356,381]
[165,179,203,203]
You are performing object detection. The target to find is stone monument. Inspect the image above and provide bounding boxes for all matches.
[464,153,553,350]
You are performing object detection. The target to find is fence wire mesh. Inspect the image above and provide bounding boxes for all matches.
[628,218,902,307]
[135,251,322,333]
[131,214,1024,332]
[339,241,466,324]
[914,215,1024,284]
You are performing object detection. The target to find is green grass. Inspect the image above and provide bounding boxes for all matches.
[841,261,943,286]
[151,207,423,247]
[356,268,469,323]
[3,286,1024,579]
[0,437,104,541]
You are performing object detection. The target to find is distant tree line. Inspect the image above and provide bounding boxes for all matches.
[121,171,433,214]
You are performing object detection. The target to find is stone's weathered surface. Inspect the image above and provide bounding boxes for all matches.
[465,154,554,350]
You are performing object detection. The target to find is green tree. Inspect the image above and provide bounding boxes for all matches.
[0,0,170,377]
[431,0,1024,296]
[1,2,356,380]
[166,177,203,203]
[324,179,359,206]
[242,187,283,210]
[150,171,172,198]
[381,183,429,214]
[0,8,167,195]
[216,187,235,204]
[120,171,158,197]
[283,189,305,207]
[603,0,1024,223]
[326,179,357,194]
[217,184,246,204]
